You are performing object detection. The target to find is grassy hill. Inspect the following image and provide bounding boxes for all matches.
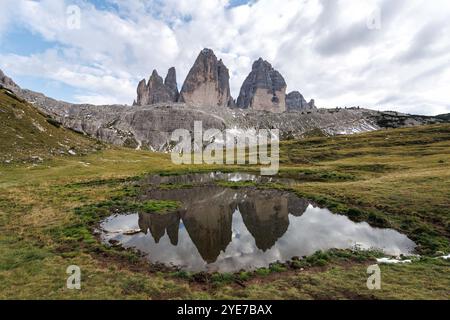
[0,88,102,163]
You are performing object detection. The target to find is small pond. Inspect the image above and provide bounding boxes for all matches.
[99,172,416,272]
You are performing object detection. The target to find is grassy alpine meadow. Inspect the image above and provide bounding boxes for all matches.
[0,124,449,299]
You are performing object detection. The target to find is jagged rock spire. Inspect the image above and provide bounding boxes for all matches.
[132,52,315,113]
[164,67,179,102]
[179,48,233,107]
[135,68,179,106]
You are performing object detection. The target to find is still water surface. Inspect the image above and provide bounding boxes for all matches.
[100,173,416,272]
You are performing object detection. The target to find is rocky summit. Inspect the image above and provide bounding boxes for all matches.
[179,49,233,108]
[236,58,287,113]
[286,91,316,112]
[164,67,179,102]
[135,68,179,106]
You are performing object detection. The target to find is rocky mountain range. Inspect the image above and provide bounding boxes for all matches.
[133,49,316,113]
[1,48,448,151]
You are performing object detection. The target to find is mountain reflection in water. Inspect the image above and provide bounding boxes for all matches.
[100,174,416,272]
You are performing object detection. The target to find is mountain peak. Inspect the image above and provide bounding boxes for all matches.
[135,68,178,106]
[201,48,215,56]
[236,58,287,113]
[164,67,179,102]
[253,57,270,68]
[286,91,316,111]
[179,49,233,107]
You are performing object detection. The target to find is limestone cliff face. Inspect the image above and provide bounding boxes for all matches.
[236,58,287,113]
[179,49,233,108]
[135,68,179,106]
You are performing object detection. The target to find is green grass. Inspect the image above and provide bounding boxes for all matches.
[140,200,180,214]
[0,123,449,299]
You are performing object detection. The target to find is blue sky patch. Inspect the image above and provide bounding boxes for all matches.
[0,27,58,56]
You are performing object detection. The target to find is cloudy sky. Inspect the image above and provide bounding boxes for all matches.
[0,0,449,115]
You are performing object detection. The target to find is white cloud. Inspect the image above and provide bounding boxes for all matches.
[0,0,449,115]
[0,1,17,40]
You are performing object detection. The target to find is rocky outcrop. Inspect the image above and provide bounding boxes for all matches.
[135,79,149,105]
[164,67,179,102]
[286,91,309,112]
[179,49,233,108]
[0,69,20,91]
[236,58,287,113]
[286,92,317,112]
[135,68,179,106]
